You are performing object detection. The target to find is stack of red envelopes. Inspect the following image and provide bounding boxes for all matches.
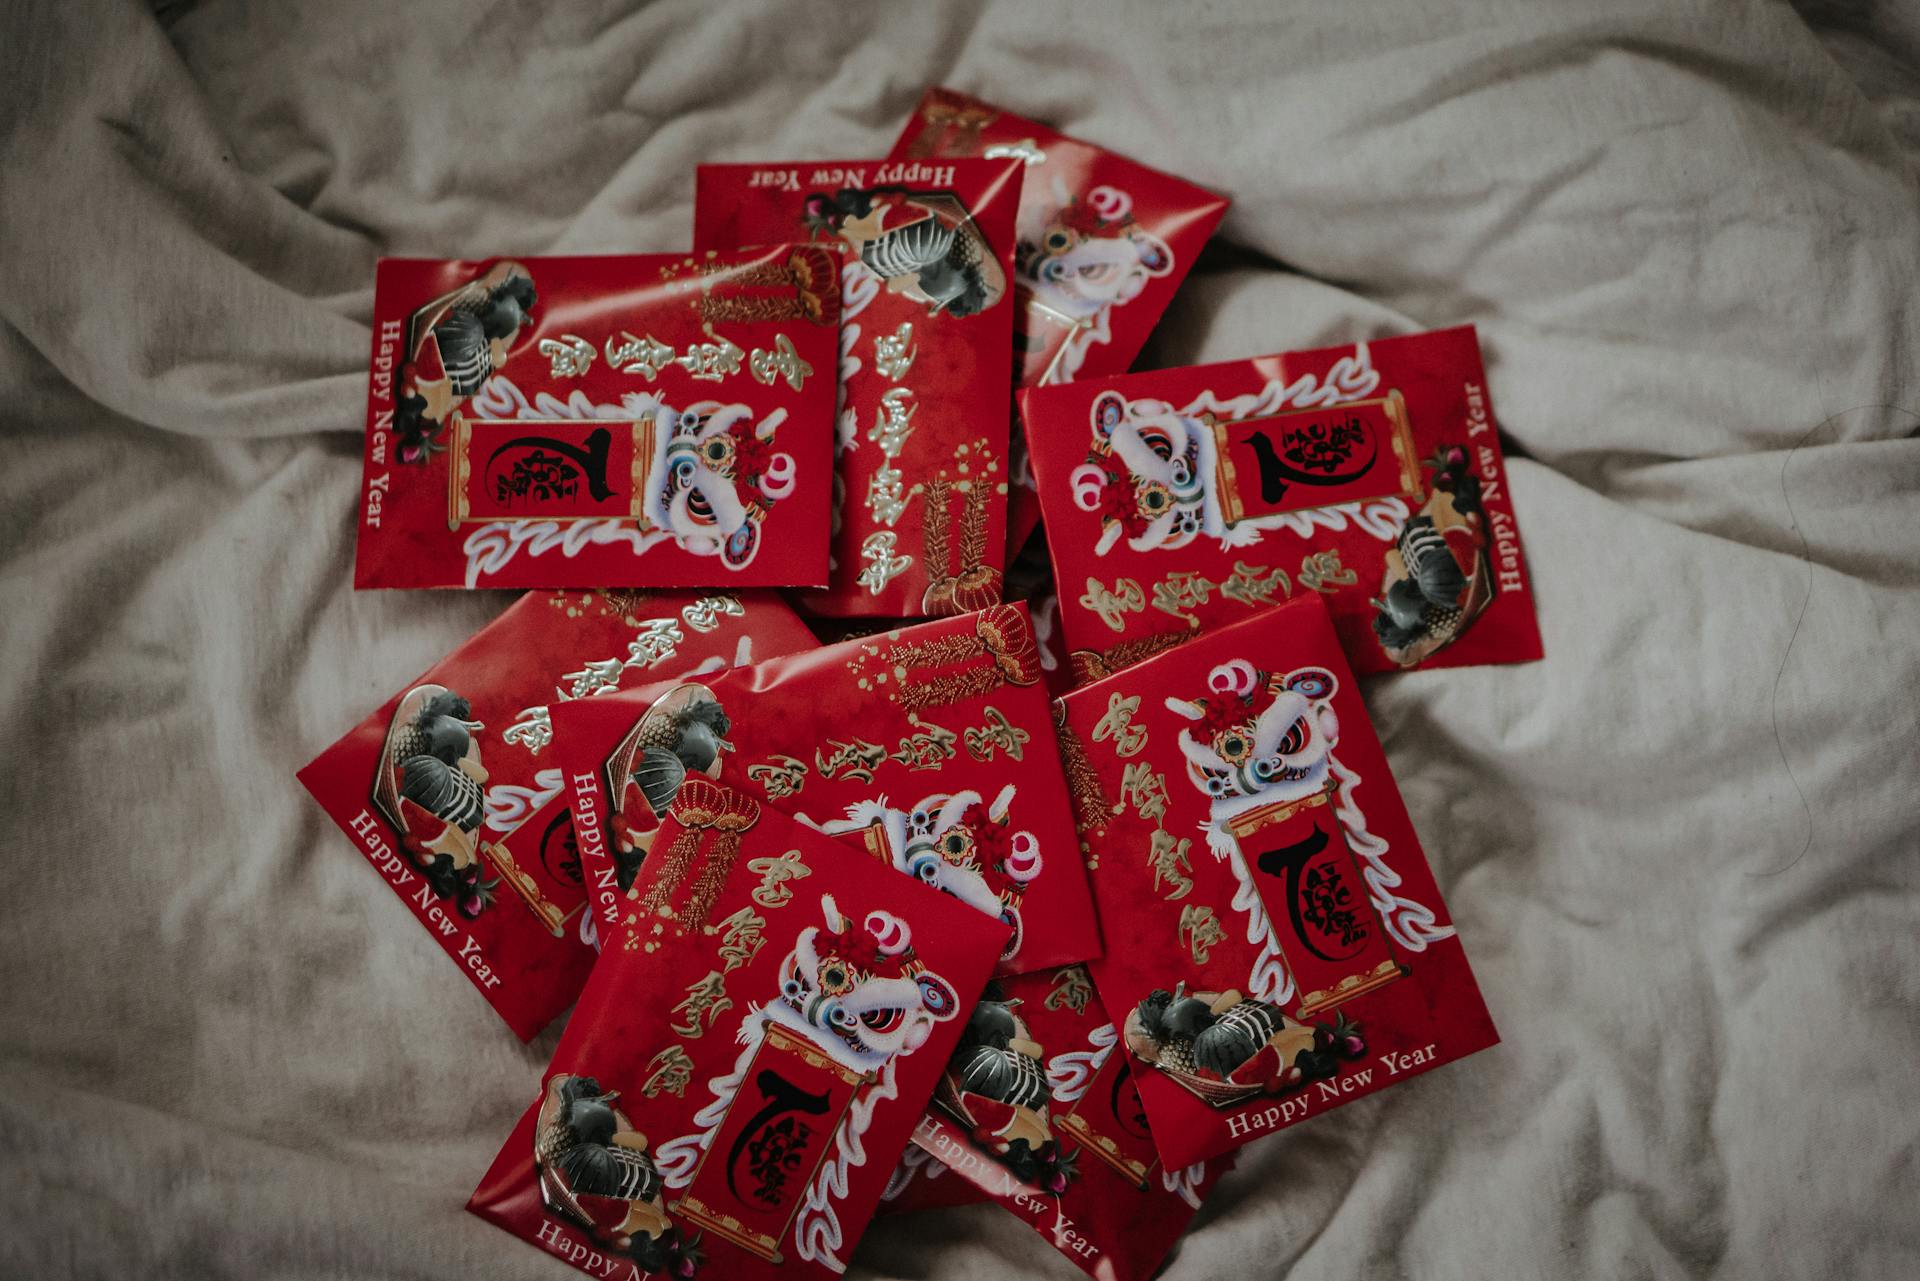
[305,86,1542,1281]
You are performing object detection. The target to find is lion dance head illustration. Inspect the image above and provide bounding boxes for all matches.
[819,785,1043,962]
[1018,186,1172,331]
[1073,390,1228,554]
[643,402,796,571]
[1165,660,1340,855]
[762,894,961,1073]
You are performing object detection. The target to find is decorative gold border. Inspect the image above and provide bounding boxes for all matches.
[856,818,893,866]
[1223,785,1333,842]
[446,416,657,529]
[1056,1110,1152,1188]
[1055,1052,1155,1190]
[668,1021,869,1263]
[478,839,581,938]
[1220,783,1408,1018]
[1296,957,1403,1020]
[1208,390,1418,527]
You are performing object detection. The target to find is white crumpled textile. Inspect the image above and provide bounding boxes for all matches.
[3,1,1916,1277]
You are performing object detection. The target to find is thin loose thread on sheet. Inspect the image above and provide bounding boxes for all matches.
[1750,403,1920,877]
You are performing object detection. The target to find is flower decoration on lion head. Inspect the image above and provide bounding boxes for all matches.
[1018,186,1172,329]
[762,894,960,1073]
[1165,660,1340,857]
[643,402,796,571]
[821,785,1043,963]
[1072,390,1228,554]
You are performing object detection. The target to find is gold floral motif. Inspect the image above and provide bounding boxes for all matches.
[1298,549,1356,594]
[669,970,734,1038]
[1178,904,1227,964]
[680,594,744,633]
[1044,966,1094,1014]
[537,334,595,378]
[815,738,886,783]
[745,754,808,799]
[894,665,1004,716]
[1068,630,1189,684]
[873,322,917,380]
[640,1045,695,1098]
[865,388,919,528]
[747,850,811,908]
[1079,576,1146,633]
[890,716,958,770]
[1054,705,1114,839]
[503,705,554,754]
[1222,560,1290,607]
[675,324,744,382]
[1091,692,1148,758]
[962,705,1029,763]
[1119,761,1170,823]
[856,530,912,594]
[1151,571,1216,627]
[714,906,767,973]
[749,332,813,391]
[626,617,684,667]
[1148,829,1194,901]
[564,658,627,698]
[604,331,675,379]
[876,631,977,670]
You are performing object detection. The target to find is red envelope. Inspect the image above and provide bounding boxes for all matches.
[1005,532,1073,697]
[295,589,819,1039]
[875,1147,986,1216]
[355,246,841,589]
[468,781,1008,1280]
[1026,326,1544,679]
[910,965,1230,1281]
[889,86,1231,550]
[1054,594,1498,1169]
[693,158,1023,618]
[550,605,1101,978]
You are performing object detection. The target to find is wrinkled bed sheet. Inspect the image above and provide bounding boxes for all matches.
[3,1,1917,1277]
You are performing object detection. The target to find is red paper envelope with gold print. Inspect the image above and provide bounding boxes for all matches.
[355,246,841,589]
[295,589,818,1039]
[889,86,1231,551]
[551,605,1100,978]
[875,1147,984,1216]
[694,158,1023,618]
[468,780,1007,1280]
[1054,595,1498,1169]
[1027,326,1543,679]
[909,965,1230,1281]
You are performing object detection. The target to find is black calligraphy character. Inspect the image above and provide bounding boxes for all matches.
[1109,1058,1152,1144]
[1256,821,1369,961]
[1244,415,1377,505]
[745,1115,814,1207]
[1301,863,1366,951]
[485,427,615,506]
[539,807,582,887]
[725,1069,832,1209]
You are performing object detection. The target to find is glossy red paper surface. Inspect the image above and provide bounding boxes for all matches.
[911,967,1229,1281]
[552,605,1101,979]
[355,246,841,589]
[694,158,1024,618]
[1054,595,1498,1168]
[1027,326,1543,679]
[468,783,1007,1280]
[875,1149,986,1216]
[889,86,1231,550]
[294,590,818,1039]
